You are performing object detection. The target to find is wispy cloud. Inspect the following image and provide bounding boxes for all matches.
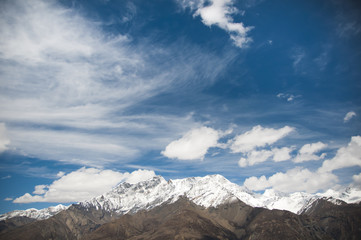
[0,0,235,167]
[344,111,356,122]
[1,175,11,180]
[277,93,301,102]
[0,123,10,153]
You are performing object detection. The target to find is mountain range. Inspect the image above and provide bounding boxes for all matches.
[1,174,361,239]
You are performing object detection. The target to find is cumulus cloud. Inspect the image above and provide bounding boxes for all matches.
[161,126,226,160]
[13,168,156,203]
[238,150,273,167]
[272,147,293,162]
[238,147,293,167]
[293,142,327,163]
[344,111,356,122]
[178,0,253,48]
[230,125,294,153]
[353,173,361,188]
[244,167,338,193]
[319,136,361,173]
[0,123,10,153]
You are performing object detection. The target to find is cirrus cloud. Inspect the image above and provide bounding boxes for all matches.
[344,111,356,122]
[0,123,10,153]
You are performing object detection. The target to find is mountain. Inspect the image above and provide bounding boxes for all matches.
[79,174,361,215]
[0,204,68,221]
[76,197,335,240]
[1,174,361,239]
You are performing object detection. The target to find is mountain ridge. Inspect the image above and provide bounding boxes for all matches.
[2,173,361,222]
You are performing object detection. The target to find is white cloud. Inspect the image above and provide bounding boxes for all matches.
[230,125,294,153]
[352,173,361,188]
[33,185,48,195]
[0,0,235,166]
[272,147,293,162]
[0,123,10,153]
[344,111,356,122]
[162,126,225,160]
[319,136,361,173]
[276,93,301,102]
[4,198,13,201]
[13,168,156,203]
[293,142,327,163]
[244,167,338,193]
[238,149,273,167]
[178,0,253,48]
[1,175,11,180]
[238,147,292,167]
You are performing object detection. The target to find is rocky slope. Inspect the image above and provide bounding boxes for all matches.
[82,197,336,240]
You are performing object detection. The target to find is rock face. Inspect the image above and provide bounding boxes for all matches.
[301,198,361,239]
[83,197,332,240]
[0,204,118,240]
[2,197,360,240]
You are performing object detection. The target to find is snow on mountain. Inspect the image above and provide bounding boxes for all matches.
[3,174,361,221]
[80,174,318,215]
[318,187,361,203]
[0,204,68,221]
[257,189,317,214]
[80,174,260,215]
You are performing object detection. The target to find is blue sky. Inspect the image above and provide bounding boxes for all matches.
[0,0,361,213]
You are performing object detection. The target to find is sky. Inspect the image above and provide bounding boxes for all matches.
[0,0,361,213]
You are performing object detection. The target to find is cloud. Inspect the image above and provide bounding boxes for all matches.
[161,126,226,160]
[344,111,356,122]
[276,93,301,102]
[243,167,338,193]
[238,147,293,167]
[319,136,361,173]
[291,47,306,71]
[1,175,11,180]
[293,142,327,163]
[4,198,13,201]
[178,0,253,48]
[238,150,273,167]
[0,123,10,153]
[0,0,235,166]
[13,168,156,203]
[230,125,294,153]
[272,147,293,162]
[353,173,361,188]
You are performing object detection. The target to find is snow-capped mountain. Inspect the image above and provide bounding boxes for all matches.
[80,174,260,214]
[0,204,68,221]
[80,174,361,215]
[2,174,361,221]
